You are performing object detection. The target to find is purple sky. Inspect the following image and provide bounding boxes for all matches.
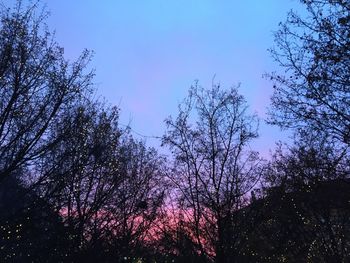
[10,0,304,156]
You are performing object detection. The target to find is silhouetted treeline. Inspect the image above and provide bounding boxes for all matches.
[0,0,349,262]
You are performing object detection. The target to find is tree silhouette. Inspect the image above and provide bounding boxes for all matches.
[163,83,262,262]
[0,1,93,183]
[102,134,166,262]
[34,101,121,260]
[249,135,350,262]
[268,0,350,147]
[34,100,166,262]
[2,0,350,262]
[262,1,350,260]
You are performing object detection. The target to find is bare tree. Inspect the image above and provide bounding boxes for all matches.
[268,0,350,146]
[33,101,120,259]
[162,83,262,262]
[35,100,165,261]
[103,135,165,261]
[262,2,350,260]
[0,1,93,183]
[0,1,167,261]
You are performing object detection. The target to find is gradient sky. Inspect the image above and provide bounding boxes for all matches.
[9,0,304,156]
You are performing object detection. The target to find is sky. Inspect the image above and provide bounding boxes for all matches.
[9,0,304,156]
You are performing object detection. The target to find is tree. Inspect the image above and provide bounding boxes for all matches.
[34,100,165,262]
[253,136,350,262]
[0,1,93,183]
[268,0,350,147]
[103,135,165,262]
[266,2,350,258]
[153,202,209,263]
[33,101,121,260]
[162,83,262,262]
[264,134,349,190]
[0,1,167,261]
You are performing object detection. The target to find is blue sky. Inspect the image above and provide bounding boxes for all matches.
[9,0,304,155]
